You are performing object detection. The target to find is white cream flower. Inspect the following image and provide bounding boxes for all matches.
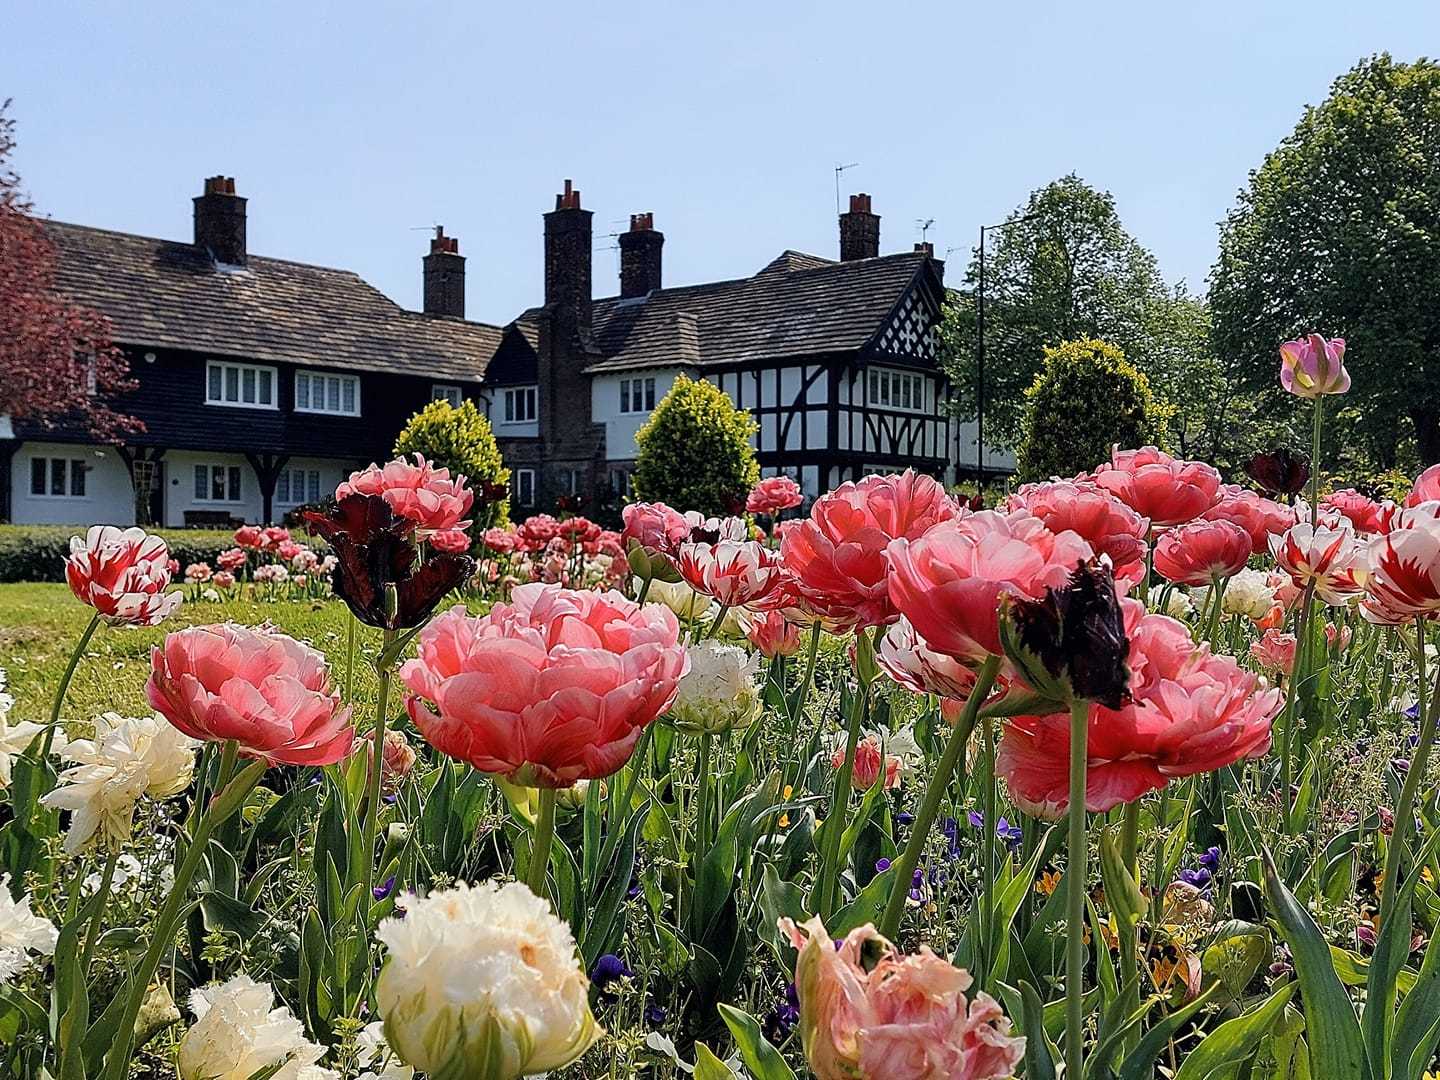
[40,712,199,855]
[0,874,59,985]
[0,668,65,789]
[638,577,714,622]
[357,1021,415,1080]
[178,973,331,1080]
[1147,585,1195,620]
[376,880,598,1079]
[667,640,763,734]
[1192,567,1275,621]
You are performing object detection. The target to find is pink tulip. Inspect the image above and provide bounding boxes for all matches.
[481,526,519,554]
[212,571,236,590]
[65,525,182,627]
[429,528,472,554]
[184,562,213,584]
[1325,622,1353,651]
[1323,489,1386,534]
[520,514,561,547]
[336,453,474,536]
[832,734,901,790]
[1250,629,1297,675]
[1153,520,1252,586]
[676,539,784,608]
[1406,465,1440,508]
[146,624,355,766]
[746,475,804,516]
[742,609,803,658]
[233,525,263,549]
[781,470,959,631]
[276,539,303,561]
[1270,522,1367,605]
[876,616,986,701]
[887,509,1093,663]
[1201,487,1296,555]
[1090,447,1222,528]
[780,916,1025,1080]
[216,547,248,572]
[400,584,688,788]
[260,526,291,551]
[621,501,691,558]
[998,600,1281,817]
[1007,479,1149,583]
[1279,334,1350,399]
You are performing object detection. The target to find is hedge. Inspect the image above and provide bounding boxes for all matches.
[0,525,239,583]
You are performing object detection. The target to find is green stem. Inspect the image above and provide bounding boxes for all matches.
[1149,784,1169,926]
[878,655,1000,939]
[101,748,266,1080]
[1204,574,1228,648]
[979,714,998,992]
[1279,581,1317,834]
[1309,395,1324,526]
[595,725,654,881]
[344,613,358,702]
[527,787,558,899]
[361,627,398,924]
[790,622,823,728]
[695,729,715,860]
[1379,620,1440,922]
[815,632,873,921]
[81,847,120,973]
[40,612,102,759]
[1065,697,1091,1080]
[1118,799,1141,1032]
[635,576,653,606]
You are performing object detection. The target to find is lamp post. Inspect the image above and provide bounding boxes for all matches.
[974,213,1040,489]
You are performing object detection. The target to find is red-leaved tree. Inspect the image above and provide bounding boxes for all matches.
[0,99,141,440]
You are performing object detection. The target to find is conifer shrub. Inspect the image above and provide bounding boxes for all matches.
[632,374,760,516]
[393,398,510,528]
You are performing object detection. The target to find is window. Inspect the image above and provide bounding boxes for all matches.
[866,367,927,412]
[619,377,656,414]
[193,464,243,503]
[295,371,361,416]
[514,468,536,506]
[609,468,631,498]
[503,386,538,424]
[206,361,276,409]
[29,457,87,498]
[560,469,586,497]
[432,384,463,407]
[276,468,323,505]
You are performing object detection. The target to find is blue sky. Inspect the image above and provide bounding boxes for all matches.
[8,1,1438,326]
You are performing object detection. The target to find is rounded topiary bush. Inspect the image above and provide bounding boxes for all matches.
[1015,338,1169,481]
[393,398,510,529]
[632,374,759,516]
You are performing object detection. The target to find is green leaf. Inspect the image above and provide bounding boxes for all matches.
[694,1042,736,1080]
[1172,981,1296,1080]
[1016,980,1058,1080]
[718,1003,798,1080]
[1116,984,1222,1080]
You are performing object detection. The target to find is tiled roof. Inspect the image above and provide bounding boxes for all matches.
[584,249,929,373]
[42,221,503,381]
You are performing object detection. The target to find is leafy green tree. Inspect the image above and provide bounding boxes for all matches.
[1015,339,1168,481]
[633,374,759,515]
[939,174,1173,448]
[1210,53,1440,466]
[393,398,510,528]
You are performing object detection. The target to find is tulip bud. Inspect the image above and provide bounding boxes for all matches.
[1279,334,1350,399]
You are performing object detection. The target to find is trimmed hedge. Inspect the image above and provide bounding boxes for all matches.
[0,525,238,583]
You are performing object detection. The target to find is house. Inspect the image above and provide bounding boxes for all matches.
[1,177,501,527]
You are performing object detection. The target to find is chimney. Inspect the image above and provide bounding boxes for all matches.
[193,176,247,266]
[618,212,664,298]
[422,225,466,318]
[544,179,592,331]
[913,241,934,258]
[839,192,880,261]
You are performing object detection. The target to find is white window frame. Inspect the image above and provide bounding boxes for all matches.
[206,360,278,410]
[193,463,244,504]
[432,384,463,407]
[609,468,631,498]
[275,467,324,506]
[295,370,362,417]
[867,367,927,413]
[502,386,538,425]
[28,456,89,499]
[619,376,657,415]
[513,468,536,506]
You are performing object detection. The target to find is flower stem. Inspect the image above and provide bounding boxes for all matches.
[1204,573,1229,648]
[878,655,1000,939]
[1117,798,1141,1033]
[527,786,558,899]
[361,627,398,925]
[979,714,998,991]
[595,724,653,882]
[1380,619,1440,922]
[1309,396,1324,526]
[1065,697,1091,1080]
[40,611,102,759]
[344,613,357,702]
[81,846,120,973]
[1279,581,1316,834]
[815,631,874,921]
[695,729,715,859]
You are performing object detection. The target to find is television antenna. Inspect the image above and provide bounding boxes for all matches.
[834,162,860,216]
[916,218,935,243]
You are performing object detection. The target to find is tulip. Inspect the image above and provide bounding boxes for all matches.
[1090,447,1222,528]
[65,525,182,627]
[667,640,762,735]
[1323,488,1386,534]
[1007,479,1149,583]
[746,474,804,516]
[177,973,330,1080]
[1407,464,1440,508]
[1279,333,1350,399]
[1153,519,1253,587]
[741,609,803,658]
[1269,522,1367,606]
[779,916,1025,1080]
[337,453,475,536]
[427,527,472,554]
[1250,629,1297,675]
[1202,487,1296,555]
[1361,508,1440,625]
[676,539,785,609]
[1244,448,1310,497]
[876,616,984,701]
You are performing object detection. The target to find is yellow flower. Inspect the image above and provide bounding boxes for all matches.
[1035,869,1062,897]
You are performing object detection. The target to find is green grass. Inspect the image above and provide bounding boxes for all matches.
[0,583,389,725]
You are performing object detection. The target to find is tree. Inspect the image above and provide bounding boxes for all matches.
[0,100,139,439]
[1015,339,1168,481]
[393,398,510,528]
[939,174,1172,448]
[1210,54,1440,466]
[632,374,759,516]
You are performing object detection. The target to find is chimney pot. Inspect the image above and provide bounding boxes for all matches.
[556,178,582,211]
[423,224,466,317]
[194,175,247,266]
[545,179,593,329]
[839,192,880,261]
[619,211,663,298]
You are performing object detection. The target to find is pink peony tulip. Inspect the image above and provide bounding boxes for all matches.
[1406,465,1440,508]
[65,526,182,627]
[520,513,561,548]
[1279,334,1350,399]
[832,734,901,790]
[336,454,474,536]
[146,624,355,766]
[1153,519,1253,586]
[260,526,291,551]
[780,916,1025,1080]
[742,609,804,658]
[1007,479,1149,584]
[1201,487,1297,555]
[429,528,472,554]
[400,584,688,788]
[887,509,1093,663]
[1323,489,1386,534]
[1362,506,1440,624]
[1270,522,1368,606]
[216,547,248,572]
[212,571,236,590]
[747,475,804,516]
[676,539,784,608]
[1090,447,1222,528]
[232,525,263,549]
[781,470,959,631]
[481,526,520,554]
[184,562,213,584]
[1250,629,1297,675]
[997,600,1280,817]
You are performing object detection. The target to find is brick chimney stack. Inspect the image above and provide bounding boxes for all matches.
[422,226,466,318]
[618,212,664,299]
[914,241,934,257]
[194,176,247,266]
[839,193,880,261]
[544,179,592,333]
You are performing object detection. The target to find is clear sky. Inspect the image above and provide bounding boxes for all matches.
[7,1,1438,326]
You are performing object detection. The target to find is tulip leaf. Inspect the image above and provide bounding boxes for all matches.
[1171,980,1296,1080]
[1262,846,1372,1079]
[1115,983,1221,1080]
[1393,887,1440,1078]
[1015,980,1058,1080]
[693,1041,736,1080]
[718,1003,798,1080]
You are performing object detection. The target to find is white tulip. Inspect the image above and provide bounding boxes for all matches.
[0,874,58,985]
[667,640,763,734]
[178,973,333,1080]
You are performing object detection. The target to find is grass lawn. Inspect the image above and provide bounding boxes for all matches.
[0,582,392,724]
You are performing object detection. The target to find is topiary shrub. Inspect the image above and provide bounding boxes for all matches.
[632,374,759,516]
[393,398,510,529]
[1015,338,1170,481]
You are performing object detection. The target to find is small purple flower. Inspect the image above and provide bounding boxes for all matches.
[590,953,634,992]
[996,817,1023,851]
[1178,867,1211,890]
[1198,846,1222,873]
[875,857,893,873]
[644,1001,668,1026]
[966,810,985,830]
[909,867,927,901]
[896,812,915,826]
[372,875,396,901]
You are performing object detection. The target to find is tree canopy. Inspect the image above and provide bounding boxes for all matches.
[1210,53,1440,467]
